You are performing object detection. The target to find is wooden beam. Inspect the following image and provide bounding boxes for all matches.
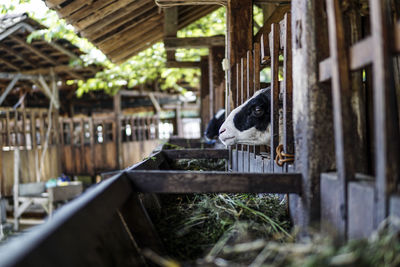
[166,61,201,68]
[126,170,302,194]
[148,93,161,114]
[319,36,374,82]
[164,36,225,50]
[0,58,20,71]
[162,149,229,159]
[19,65,87,76]
[0,73,21,106]
[164,6,178,61]
[0,72,50,80]
[81,1,156,40]
[38,74,60,109]
[227,0,253,117]
[0,43,35,68]
[15,22,80,61]
[73,0,133,30]
[9,35,58,65]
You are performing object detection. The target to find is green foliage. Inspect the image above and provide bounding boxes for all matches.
[0,0,30,14]
[13,1,226,97]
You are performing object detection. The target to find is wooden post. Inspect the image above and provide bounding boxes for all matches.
[369,0,400,227]
[209,46,225,114]
[164,7,178,62]
[291,0,336,236]
[281,13,294,157]
[175,105,183,138]
[114,92,122,169]
[200,56,210,134]
[13,110,20,231]
[227,0,253,116]
[325,0,358,238]
[269,23,280,170]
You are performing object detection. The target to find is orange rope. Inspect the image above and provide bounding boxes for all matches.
[275,144,295,167]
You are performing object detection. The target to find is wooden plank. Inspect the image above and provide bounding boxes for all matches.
[320,172,346,238]
[319,37,374,82]
[290,0,335,233]
[348,179,375,239]
[164,6,178,61]
[254,4,291,44]
[269,23,280,170]
[227,0,253,115]
[281,13,294,157]
[209,46,225,113]
[0,74,21,106]
[126,170,302,194]
[326,0,357,237]
[73,0,133,30]
[246,50,253,172]
[200,56,210,133]
[370,0,400,226]
[105,25,163,61]
[119,193,164,255]
[164,36,225,50]
[162,149,229,160]
[166,61,200,68]
[81,1,155,39]
[240,57,245,172]
[127,151,167,171]
[395,20,400,53]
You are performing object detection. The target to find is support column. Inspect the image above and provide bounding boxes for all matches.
[209,46,225,114]
[200,56,210,134]
[290,0,336,236]
[227,0,253,109]
[164,7,178,62]
[114,92,122,169]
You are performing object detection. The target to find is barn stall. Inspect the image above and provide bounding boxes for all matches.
[0,0,399,266]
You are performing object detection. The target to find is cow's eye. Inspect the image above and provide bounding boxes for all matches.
[253,106,264,117]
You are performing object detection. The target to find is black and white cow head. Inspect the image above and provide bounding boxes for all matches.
[219,88,271,146]
[204,109,225,144]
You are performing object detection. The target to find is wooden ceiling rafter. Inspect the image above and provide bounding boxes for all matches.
[99,15,163,53]
[44,0,220,62]
[81,0,155,40]
[109,25,164,60]
[0,13,99,96]
[94,6,160,44]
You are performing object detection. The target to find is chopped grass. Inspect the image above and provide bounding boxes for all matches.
[150,193,291,263]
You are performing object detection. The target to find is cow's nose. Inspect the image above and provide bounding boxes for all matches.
[219,128,226,135]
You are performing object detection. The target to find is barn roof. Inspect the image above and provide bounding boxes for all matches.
[0,13,99,91]
[43,0,219,63]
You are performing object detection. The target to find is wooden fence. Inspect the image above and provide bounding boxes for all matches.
[229,13,294,174]
[0,108,61,196]
[317,0,400,239]
[59,114,160,175]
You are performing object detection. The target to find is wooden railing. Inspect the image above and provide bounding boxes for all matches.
[59,114,160,175]
[318,0,400,239]
[229,12,294,174]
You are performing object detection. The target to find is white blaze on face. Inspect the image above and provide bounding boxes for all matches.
[218,89,271,146]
